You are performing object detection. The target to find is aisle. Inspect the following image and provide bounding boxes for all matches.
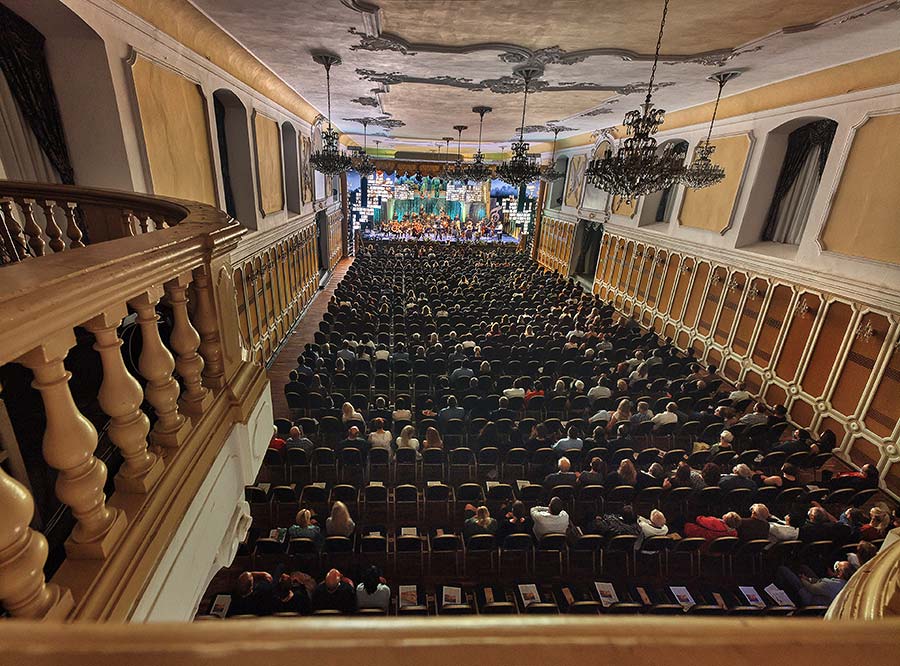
[267,258,353,418]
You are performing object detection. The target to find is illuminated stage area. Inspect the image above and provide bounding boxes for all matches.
[360,228,519,244]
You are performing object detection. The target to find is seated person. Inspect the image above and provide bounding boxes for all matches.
[367,418,393,452]
[356,566,391,612]
[272,572,311,615]
[638,508,669,548]
[395,424,421,455]
[531,497,570,540]
[706,430,735,458]
[719,463,757,492]
[578,457,606,487]
[650,402,679,428]
[664,461,705,490]
[438,395,466,428]
[311,568,356,614]
[591,504,642,540]
[757,462,802,489]
[543,456,578,490]
[776,561,853,606]
[630,401,654,425]
[268,427,286,453]
[229,571,274,616]
[288,508,324,549]
[738,402,769,427]
[341,401,365,425]
[728,382,753,404]
[497,500,533,541]
[326,500,356,538]
[827,463,879,491]
[423,426,444,450]
[772,428,814,455]
[859,505,891,541]
[636,462,666,490]
[464,505,499,542]
[684,512,740,544]
[336,426,364,454]
[749,503,798,546]
[798,506,853,544]
[490,396,517,422]
[737,509,771,541]
[285,426,314,452]
[552,426,584,453]
[605,458,638,488]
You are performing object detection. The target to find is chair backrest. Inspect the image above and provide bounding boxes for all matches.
[425,483,451,500]
[325,535,354,552]
[396,447,418,463]
[606,534,638,551]
[364,483,388,501]
[467,533,496,551]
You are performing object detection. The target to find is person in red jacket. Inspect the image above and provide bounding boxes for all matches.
[684,512,740,549]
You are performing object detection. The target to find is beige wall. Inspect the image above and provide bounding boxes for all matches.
[678,134,750,233]
[131,56,217,205]
[564,154,586,208]
[253,113,284,215]
[821,112,900,265]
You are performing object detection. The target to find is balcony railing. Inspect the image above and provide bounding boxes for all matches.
[0,181,268,620]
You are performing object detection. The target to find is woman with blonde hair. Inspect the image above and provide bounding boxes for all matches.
[860,505,891,540]
[606,458,638,487]
[607,399,633,432]
[396,424,420,453]
[463,505,497,541]
[326,500,356,537]
[288,508,323,548]
[341,401,364,424]
[423,426,443,450]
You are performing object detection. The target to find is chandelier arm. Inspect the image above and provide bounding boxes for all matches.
[645,0,670,110]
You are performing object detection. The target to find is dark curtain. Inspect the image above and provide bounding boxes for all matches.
[0,4,75,184]
[763,119,837,239]
[575,222,603,277]
[213,97,237,218]
[360,175,368,208]
[655,185,673,222]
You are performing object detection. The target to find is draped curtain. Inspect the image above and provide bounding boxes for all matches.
[213,97,236,218]
[575,222,604,277]
[0,68,57,182]
[763,119,837,244]
[0,4,75,184]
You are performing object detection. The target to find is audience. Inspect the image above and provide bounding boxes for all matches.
[531,497,570,539]
[312,568,356,614]
[326,501,356,537]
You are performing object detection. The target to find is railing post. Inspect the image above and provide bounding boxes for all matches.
[84,304,164,493]
[0,467,74,619]
[190,264,226,390]
[18,330,126,559]
[129,288,187,450]
[165,272,212,417]
[0,199,28,260]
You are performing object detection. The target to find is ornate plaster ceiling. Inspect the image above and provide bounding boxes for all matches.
[189,0,900,153]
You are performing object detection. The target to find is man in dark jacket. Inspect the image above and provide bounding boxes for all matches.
[311,568,356,614]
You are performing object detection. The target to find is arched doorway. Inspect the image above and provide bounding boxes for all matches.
[213,89,256,227]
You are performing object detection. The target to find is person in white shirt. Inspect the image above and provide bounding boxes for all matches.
[637,509,669,550]
[502,386,526,399]
[651,402,679,428]
[750,504,798,547]
[728,382,753,403]
[530,497,570,540]
[395,425,420,453]
[587,381,612,401]
[625,350,645,371]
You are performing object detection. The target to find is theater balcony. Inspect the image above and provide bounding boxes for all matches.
[0,180,274,621]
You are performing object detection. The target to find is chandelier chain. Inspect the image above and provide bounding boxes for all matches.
[705,76,726,145]
[645,0,669,110]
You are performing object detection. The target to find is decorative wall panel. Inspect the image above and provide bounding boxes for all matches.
[328,209,344,271]
[131,56,217,205]
[537,213,576,274]
[253,112,284,215]
[564,155,587,208]
[678,134,751,233]
[234,222,319,364]
[594,230,900,499]
[820,112,900,265]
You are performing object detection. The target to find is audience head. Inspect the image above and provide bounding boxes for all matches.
[330,501,351,528]
[236,571,254,596]
[648,462,665,480]
[674,461,693,485]
[750,503,770,521]
[511,500,527,520]
[618,458,637,485]
[558,457,571,473]
[447,395,458,408]
[666,402,677,413]
[719,430,734,446]
[590,457,603,474]
[294,508,312,528]
[372,418,385,432]
[548,497,564,516]
[325,568,342,591]
[869,506,890,532]
[289,426,301,439]
[733,463,752,479]
[621,505,637,524]
[834,561,853,580]
[474,505,491,526]
[649,509,667,528]
[722,512,741,529]
[701,462,721,486]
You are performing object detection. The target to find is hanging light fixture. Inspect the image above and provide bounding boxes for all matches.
[540,125,565,182]
[466,105,494,183]
[496,64,543,187]
[681,70,741,190]
[353,119,376,177]
[438,136,454,181]
[585,0,683,203]
[447,124,469,183]
[310,52,352,176]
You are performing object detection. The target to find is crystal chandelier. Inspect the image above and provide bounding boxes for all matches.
[496,65,543,187]
[585,0,683,203]
[540,125,565,182]
[310,52,352,176]
[466,105,494,183]
[681,70,740,189]
[353,119,376,177]
[446,125,469,183]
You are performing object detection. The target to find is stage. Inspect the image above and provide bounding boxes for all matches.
[360,229,519,244]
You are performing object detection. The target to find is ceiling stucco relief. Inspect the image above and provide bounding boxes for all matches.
[342,116,406,129]
[191,0,900,151]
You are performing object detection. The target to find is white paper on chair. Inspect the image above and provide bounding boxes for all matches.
[210,594,231,618]
[518,584,540,605]
[764,584,795,608]
[427,481,442,487]
[311,482,327,489]
[399,585,418,608]
[483,588,495,604]
[635,586,651,606]
[401,527,417,536]
[368,481,384,487]
[594,582,619,607]
[442,586,462,606]
[486,481,501,490]
[670,586,695,610]
[516,480,530,491]
[739,586,766,608]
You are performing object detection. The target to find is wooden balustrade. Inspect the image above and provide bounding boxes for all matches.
[827,539,900,619]
[0,181,267,620]
[0,181,187,265]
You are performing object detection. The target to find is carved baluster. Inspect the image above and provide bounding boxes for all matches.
[16,198,45,257]
[0,467,74,619]
[62,202,84,248]
[39,200,65,253]
[84,305,163,492]
[18,331,126,558]
[0,199,27,260]
[122,209,135,237]
[190,264,226,389]
[129,289,186,449]
[165,273,211,417]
